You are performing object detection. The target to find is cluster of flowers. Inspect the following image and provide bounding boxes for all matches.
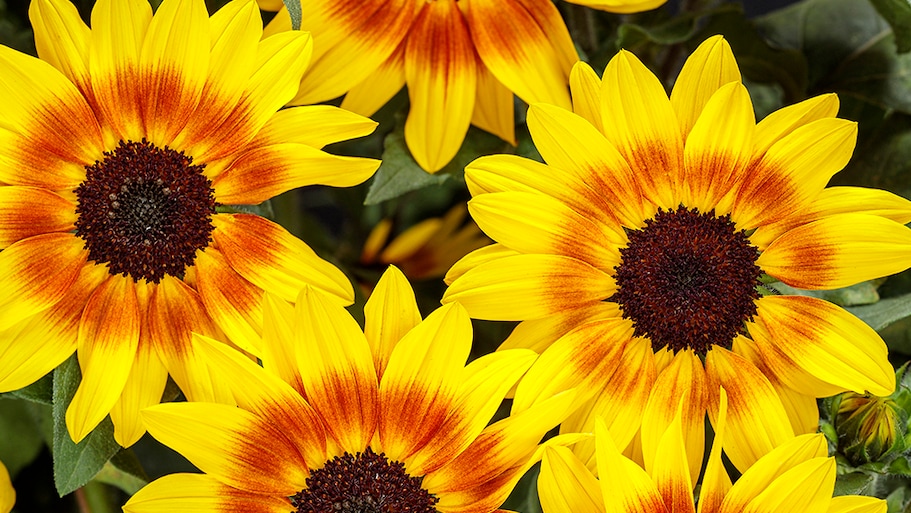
[0,0,910,511]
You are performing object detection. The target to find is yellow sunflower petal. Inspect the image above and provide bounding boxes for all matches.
[561,337,656,472]
[758,213,911,289]
[473,61,516,145]
[406,348,537,476]
[89,0,152,141]
[809,186,911,224]
[379,303,471,462]
[0,234,87,332]
[141,402,307,495]
[753,295,894,396]
[341,44,406,118]
[704,346,794,472]
[539,446,604,513]
[67,275,141,443]
[651,401,696,513]
[137,0,208,145]
[525,103,645,226]
[444,243,519,285]
[0,187,75,248]
[683,82,754,212]
[211,214,354,304]
[733,337,819,435]
[753,93,839,157]
[641,350,706,483]
[465,154,631,232]
[147,275,233,404]
[291,0,419,105]
[569,61,604,133]
[467,0,576,109]
[698,388,731,513]
[212,143,379,205]
[193,334,328,469]
[249,105,379,150]
[261,293,305,395]
[733,118,856,229]
[601,49,683,208]
[442,253,615,321]
[423,390,577,506]
[749,185,911,250]
[29,0,92,97]
[294,286,378,454]
[499,302,621,354]
[170,0,260,160]
[742,457,834,513]
[110,334,168,448]
[468,191,622,269]
[0,45,103,189]
[194,249,264,356]
[670,35,741,141]
[745,318,845,398]
[404,1,477,173]
[720,433,827,511]
[826,496,888,513]
[564,0,666,14]
[512,319,631,413]
[123,473,292,513]
[190,31,313,164]
[364,266,422,381]
[595,418,670,513]
[0,263,106,393]
[0,460,11,513]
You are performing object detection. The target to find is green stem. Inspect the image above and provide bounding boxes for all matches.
[76,481,115,513]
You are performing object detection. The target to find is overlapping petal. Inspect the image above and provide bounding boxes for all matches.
[404,1,477,173]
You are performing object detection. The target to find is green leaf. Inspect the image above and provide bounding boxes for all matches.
[870,0,911,53]
[770,280,881,307]
[834,111,911,199]
[616,3,742,49]
[52,355,121,497]
[832,470,876,496]
[282,0,302,30]
[887,456,911,477]
[0,398,45,477]
[364,128,451,206]
[5,372,54,405]
[696,7,808,103]
[365,125,513,205]
[847,292,911,331]
[756,0,911,118]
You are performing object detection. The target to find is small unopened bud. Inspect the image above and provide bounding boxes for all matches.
[835,392,900,466]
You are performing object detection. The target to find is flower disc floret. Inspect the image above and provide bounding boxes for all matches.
[290,447,439,513]
[75,139,216,283]
[611,206,761,355]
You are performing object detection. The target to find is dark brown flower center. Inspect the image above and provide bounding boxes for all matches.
[74,139,216,283]
[610,206,761,356]
[290,447,438,513]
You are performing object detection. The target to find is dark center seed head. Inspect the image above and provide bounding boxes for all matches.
[290,447,439,513]
[74,139,216,283]
[610,206,762,356]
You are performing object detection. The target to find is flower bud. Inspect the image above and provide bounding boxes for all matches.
[835,392,900,466]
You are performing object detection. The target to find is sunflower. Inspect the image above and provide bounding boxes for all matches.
[443,35,911,476]
[257,0,580,172]
[538,389,887,513]
[360,204,491,281]
[122,266,578,513]
[0,0,380,447]
[0,461,12,513]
